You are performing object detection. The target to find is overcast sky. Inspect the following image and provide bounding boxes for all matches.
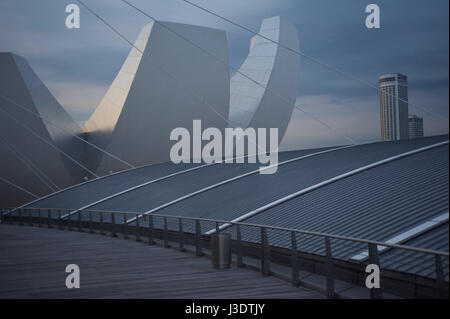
[0,0,448,150]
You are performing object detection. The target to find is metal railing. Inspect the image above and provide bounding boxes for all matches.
[1,207,448,299]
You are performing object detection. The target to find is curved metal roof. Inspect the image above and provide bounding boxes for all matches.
[17,134,449,280]
[23,135,449,278]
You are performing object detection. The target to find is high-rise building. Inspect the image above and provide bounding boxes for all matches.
[408,114,424,139]
[379,73,409,141]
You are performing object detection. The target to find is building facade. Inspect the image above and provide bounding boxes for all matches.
[408,114,424,139]
[0,52,86,207]
[1,17,302,206]
[83,22,231,174]
[379,73,409,141]
[229,16,300,144]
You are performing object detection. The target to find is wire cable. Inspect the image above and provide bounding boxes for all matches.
[0,176,38,198]
[0,106,98,178]
[180,0,448,122]
[77,0,275,155]
[0,133,58,191]
[0,93,134,170]
[119,0,358,145]
[0,132,60,190]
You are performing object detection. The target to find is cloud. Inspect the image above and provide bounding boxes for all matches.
[0,0,448,149]
[46,81,108,122]
[280,95,381,150]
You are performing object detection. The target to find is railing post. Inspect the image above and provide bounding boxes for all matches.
[435,255,446,298]
[89,211,93,233]
[28,209,32,226]
[38,209,42,227]
[148,214,154,245]
[123,214,128,239]
[78,211,82,232]
[9,209,14,224]
[261,227,270,276]
[236,224,244,267]
[19,208,23,225]
[67,210,71,230]
[5,210,10,224]
[178,218,184,252]
[196,220,203,256]
[325,237,336,298]
[4,210,9,224]
[368,243,382,299]
[111,213,116,237]
[47,209,52,228]
[58,210,62,229]
[215,222,220,234]
[291,231,299,286]
[163,216,169,248]
[136,214,141,242]
[99,211,104,235]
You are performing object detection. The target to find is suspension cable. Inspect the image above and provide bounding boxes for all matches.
[119,0,359,144]
[0,133,58,191]
[180,0,448,122]
[0,106,98,178]
[0,93,134,170]
[0,176,38,198]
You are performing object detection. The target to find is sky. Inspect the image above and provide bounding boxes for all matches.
[0,0,448,150]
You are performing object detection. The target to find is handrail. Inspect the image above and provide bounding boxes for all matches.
[3,206,448,257]
[2,206,448,298]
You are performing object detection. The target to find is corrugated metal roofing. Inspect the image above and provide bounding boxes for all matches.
[380,223,449,280]
[23,161,201,210]
[149,136,448,225]
[235,144,448,279]
[23,147,330,211]
[16,135,449,280]
[87,148,330,213]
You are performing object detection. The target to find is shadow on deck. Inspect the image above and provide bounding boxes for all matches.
[0,224,322,299]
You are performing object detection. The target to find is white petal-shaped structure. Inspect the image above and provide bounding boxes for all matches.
[84,22,230,174]
[0,52,85,206]
[0,17,300,206]
[229,16,300,142]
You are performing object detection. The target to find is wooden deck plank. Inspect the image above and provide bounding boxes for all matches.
[0,225,322,299]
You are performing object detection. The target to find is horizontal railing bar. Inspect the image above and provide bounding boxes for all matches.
[4,207,449,257]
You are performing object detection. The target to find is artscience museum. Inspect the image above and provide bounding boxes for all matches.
[0,16,301,207]
[0,7,448,300]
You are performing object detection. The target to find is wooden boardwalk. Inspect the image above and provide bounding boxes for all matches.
[0,224,322,298]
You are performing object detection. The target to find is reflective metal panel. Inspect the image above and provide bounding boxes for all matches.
[229,16,301,142]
